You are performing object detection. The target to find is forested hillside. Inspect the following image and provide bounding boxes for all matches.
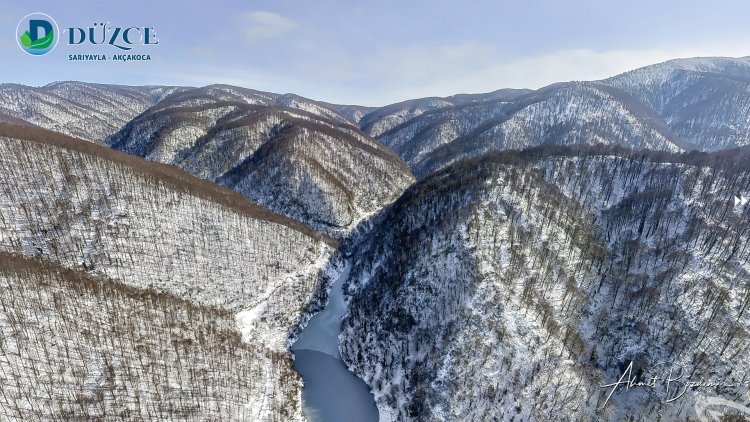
[109,85,414,237]
[0,123,337,421]
[341,145,750,421]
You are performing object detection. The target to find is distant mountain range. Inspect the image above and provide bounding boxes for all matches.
[363,57,750,176]
[5,57,750,180]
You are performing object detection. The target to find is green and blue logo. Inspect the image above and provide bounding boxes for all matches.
[16,13,59,55]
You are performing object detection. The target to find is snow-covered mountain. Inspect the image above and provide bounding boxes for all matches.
[606,57,750,151]
[108,85,415,237]
[340,144,750,421]
[362,57,750,178]
[3,56,750,422]
[0,82,183,143]
[0,122,339,421]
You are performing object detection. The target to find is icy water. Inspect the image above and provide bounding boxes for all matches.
[291,261,378,422]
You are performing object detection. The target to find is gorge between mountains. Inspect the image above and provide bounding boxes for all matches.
[1,56,750,421]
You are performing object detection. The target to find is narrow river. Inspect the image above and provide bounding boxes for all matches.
[291,260,378,422]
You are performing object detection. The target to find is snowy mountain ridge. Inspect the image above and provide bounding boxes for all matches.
[0,82,185,143]
[107,85,415,237]
[361,56,750,177]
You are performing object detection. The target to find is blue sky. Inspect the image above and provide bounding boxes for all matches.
[0,0,749,105]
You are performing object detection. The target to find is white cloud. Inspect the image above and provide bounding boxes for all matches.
[345,43,750,104]
[240,11,297,44]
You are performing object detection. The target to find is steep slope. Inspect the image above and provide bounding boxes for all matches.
[373,83,684,177]
[0,122,338,421]
[606,56,750,151]
[341,145,750,421]
[109,85,414,237]
[0,82,182,143]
